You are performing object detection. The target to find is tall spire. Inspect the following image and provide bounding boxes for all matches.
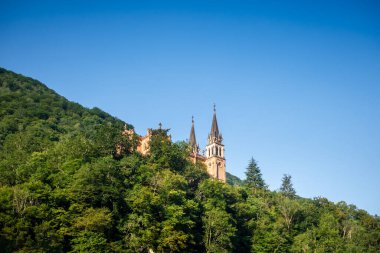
[205,104,226,183]
[189,116,198,152]
[209,104,220,140]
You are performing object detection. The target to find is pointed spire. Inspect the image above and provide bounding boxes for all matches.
[210,104,220,140]
[189,116,197,152]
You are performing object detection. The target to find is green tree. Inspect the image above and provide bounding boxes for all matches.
[197,180,238,253]
[279,174,296,198]
[244,157,266,192]
[203,207,237,253]
[277,196,300,231]
[292,213,344,252]
[1,68,380,253]
[71,231,108,253]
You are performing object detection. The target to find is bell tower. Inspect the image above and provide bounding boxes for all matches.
[205,105,226,182]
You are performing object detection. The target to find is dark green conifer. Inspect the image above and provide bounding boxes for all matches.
[280,174,296,198]
[244,157,266,191]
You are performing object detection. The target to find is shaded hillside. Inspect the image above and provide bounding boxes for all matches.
[226,172,243,186]
[0,68,379,253]
[0,68,126,141]
[0,68,131,184]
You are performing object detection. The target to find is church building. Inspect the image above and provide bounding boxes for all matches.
[189,106,226,182]
[128,106,226,182]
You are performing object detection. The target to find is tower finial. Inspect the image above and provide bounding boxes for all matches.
[213,103,216,112]
[158,122,162,129]
[192,115,194,124]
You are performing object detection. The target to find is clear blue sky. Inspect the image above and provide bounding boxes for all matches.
[1,0,380,215]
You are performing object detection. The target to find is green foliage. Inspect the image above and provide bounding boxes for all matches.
[280,174,296,198]
[196,180,239,252]
[203,207,236,253]
[226,172,243,186]
[71,231,108,253]
[244,157,266,191]
[0,67,379,252]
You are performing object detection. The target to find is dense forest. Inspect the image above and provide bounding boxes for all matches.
[0,67,379,252]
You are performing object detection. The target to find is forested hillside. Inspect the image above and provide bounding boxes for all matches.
[0,68,379,252]
[226,172,243,186]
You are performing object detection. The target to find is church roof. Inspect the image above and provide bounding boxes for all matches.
[189,116,197,148]
[210,106,220,139]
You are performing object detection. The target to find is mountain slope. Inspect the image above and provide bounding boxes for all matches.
[0,68,379,253]
[0,68,131,184]
[0,67,126,146]
[226,172,243,186]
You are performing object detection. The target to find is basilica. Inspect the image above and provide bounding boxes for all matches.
[188,107,226,182]
[126,106,226,182]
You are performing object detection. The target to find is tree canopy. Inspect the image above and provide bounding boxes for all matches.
[0,67,379,252]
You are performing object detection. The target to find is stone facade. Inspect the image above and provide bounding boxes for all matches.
[136,128,152,155]
[190,107,226,182]
[130,107,226,182]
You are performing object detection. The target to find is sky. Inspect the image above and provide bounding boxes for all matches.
[1,0,380,215]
